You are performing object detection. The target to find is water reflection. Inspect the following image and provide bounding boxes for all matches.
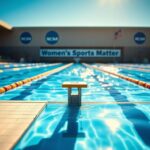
[14,104,149,150]
[21,106,85,150]
[92,71,150,147]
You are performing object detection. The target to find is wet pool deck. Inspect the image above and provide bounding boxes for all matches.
[0,101,46,150]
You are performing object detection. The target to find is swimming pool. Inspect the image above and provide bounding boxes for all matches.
[14,103,150,150]
[0,63,62,87]
[0,63,150,102]
[0,63,150,150]
[93,63,150,83]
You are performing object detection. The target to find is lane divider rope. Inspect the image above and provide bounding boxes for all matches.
[84,63,150,89]
[113,65,150,73]
[0,63,60,72]
[0,63,73,94]
[115,64,150,70]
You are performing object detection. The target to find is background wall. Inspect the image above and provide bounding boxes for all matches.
[0,27,150,62]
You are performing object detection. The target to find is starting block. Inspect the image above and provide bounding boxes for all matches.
[62,82,87,106]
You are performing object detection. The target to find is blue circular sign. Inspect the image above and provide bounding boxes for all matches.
[45,31,59,45]
[134,32,146,44]
[20,32,32,44]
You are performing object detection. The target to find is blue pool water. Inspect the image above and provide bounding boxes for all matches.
[0,63,62,87]
[14,104,150,150]
[0,64,150,102]
[93,64,150,83]
[113,64,150,83]
[0,63,150,150]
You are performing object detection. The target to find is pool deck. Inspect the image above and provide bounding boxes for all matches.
[0,101,46,150]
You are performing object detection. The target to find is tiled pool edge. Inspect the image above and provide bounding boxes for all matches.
[12,102,47,150]
[0,101,47,150]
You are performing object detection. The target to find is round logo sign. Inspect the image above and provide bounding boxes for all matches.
[134,32,146,44]
[45,31,59,45]
[20,32,32,44]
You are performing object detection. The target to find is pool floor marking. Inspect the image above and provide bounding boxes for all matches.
[84,63,150,89]
[0,102,46,150]
[0,63,73,94]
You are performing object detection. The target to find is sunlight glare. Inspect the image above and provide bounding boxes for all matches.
[106,147,113,150]
[100,66,119,73]
[105,119,120,133]
[99,0,122,6]
[98,109,110,117]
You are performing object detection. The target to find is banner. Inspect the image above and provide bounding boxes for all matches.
[40,49,121,57]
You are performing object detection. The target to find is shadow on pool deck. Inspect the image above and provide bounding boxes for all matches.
[92,74,150,147]
[22,106,84,150]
